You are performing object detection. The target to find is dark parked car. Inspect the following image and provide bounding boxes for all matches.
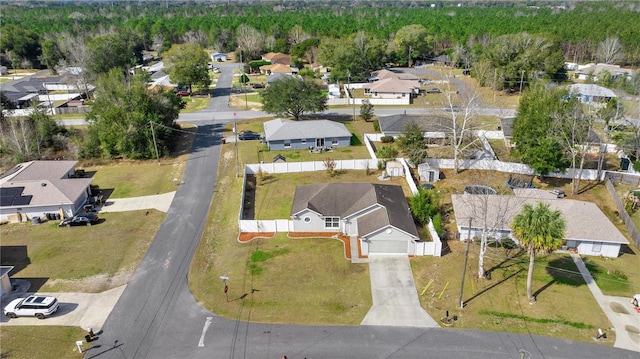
[59,213,99,227]
[251,83,264,89]
[421,183,435,190]
[426,87,441,93]
[176,90,190,97]
[238,131,262,141]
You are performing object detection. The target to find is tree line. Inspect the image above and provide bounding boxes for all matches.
[2,1,640,71]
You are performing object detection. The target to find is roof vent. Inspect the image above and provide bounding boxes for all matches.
[41,182,46,187]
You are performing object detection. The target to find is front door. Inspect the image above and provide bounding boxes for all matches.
[316,138,325,148]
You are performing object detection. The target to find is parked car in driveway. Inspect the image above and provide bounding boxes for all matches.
[238,131,262,140]
[176,90,190,97]
[59,213,99,227]
[4,295,59,319]
[251,83,264,89]
[426,87,441,93]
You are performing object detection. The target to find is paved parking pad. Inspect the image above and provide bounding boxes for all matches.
[1,285,125,330]
[361,255,439,328]
[100,192,176,213]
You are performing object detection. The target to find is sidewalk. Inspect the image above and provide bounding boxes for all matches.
[571,253,640,352]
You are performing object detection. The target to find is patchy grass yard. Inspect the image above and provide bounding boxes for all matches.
[189,145,372,325]
[0,326,87,359]
[189,132,639,341]
[412,243,615,344]
[0,210,163,292]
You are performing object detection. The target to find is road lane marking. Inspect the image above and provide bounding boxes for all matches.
[198,317,213,347]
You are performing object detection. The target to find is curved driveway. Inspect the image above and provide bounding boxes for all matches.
[89,65,635,359]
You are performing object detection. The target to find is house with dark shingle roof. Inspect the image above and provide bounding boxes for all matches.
[291,183,421,255]
[451,190,629,258]
[378,114,451,145]
[0,161,92,222]
[263,118,351,150]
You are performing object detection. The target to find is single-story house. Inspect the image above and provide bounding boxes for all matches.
[362,77,420,99]
[0,70,90,110]
[378,114,450,145]
[263,118,351,151]
[291,183,421,255]
[569,84,616,105]
[0,161,93,223]
[259,63,296,75]
[451,190,629,258]
[210,52,227,62]
[368,69,419,82]
[266,72,297,86]
[262,52,291,66]
[575,63,633,82]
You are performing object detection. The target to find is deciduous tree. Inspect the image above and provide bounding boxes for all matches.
[360,99,374,122]
[84,69,184,159]
[261,77,327,120]
[162,44,211,93]
[596,36,623,64]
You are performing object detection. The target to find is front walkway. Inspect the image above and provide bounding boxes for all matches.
[571,253,640,352]
[361,255,439,328]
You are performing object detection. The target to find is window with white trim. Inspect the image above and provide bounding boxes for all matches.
[301,138,307,145]
[303,216,311,223]
[324,217,340,229]
[332,137,338,145]
[284,140,291,148]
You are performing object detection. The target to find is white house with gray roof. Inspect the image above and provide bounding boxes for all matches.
[451,190,629,258]
[0,161,92,222]
[291,183,422,255]
[569,84,616,105]
[263,118,352,151]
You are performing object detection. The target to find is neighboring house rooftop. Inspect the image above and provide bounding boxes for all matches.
[370,69,419,81]
[569,84,616,99]
[0,161,92,208]
[260,63,294,73]
[378,114,450,136]
[576,63,633,78]
[291,183,418,238]
[451,192,629,245]
[263,118,351,141]
[363,77,420,94]
[262,52,291,65]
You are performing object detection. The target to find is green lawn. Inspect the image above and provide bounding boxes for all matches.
[0,210,163,292]
[0,326,88,359]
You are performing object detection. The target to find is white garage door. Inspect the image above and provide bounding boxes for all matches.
[369,240,407,254]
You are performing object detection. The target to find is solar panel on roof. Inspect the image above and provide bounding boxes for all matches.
[11,196,32,206]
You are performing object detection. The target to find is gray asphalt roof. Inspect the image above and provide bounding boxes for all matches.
[263,118,351,141]
[291,183,418,238]
[451,193,629,244]
[569,84,616,98]
[378,114,451,135]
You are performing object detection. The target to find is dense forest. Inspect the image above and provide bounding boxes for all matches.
[2,1,640,68]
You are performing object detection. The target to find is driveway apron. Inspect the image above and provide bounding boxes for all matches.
[361,255,439,328]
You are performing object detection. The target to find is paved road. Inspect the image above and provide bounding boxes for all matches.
[86,65,636,359]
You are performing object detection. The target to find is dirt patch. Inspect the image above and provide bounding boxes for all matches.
[45,269,133,293]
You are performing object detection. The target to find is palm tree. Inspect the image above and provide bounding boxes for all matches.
[511,202,565,303]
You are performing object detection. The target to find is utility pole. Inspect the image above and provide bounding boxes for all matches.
[458,218,472,309]
[408,45,413,68]
[519,70,525,95]
[150,121,160,166]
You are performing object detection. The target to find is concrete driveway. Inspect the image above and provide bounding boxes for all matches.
[99,192,176,213]
[1,280,124,331]
[361,255,439,328]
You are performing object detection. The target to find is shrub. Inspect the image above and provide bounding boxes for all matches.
[380,135,394,143]
[431,213,443,236]
[608,268,628,281]
[377,145,398,159]
[373,120,380,132]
